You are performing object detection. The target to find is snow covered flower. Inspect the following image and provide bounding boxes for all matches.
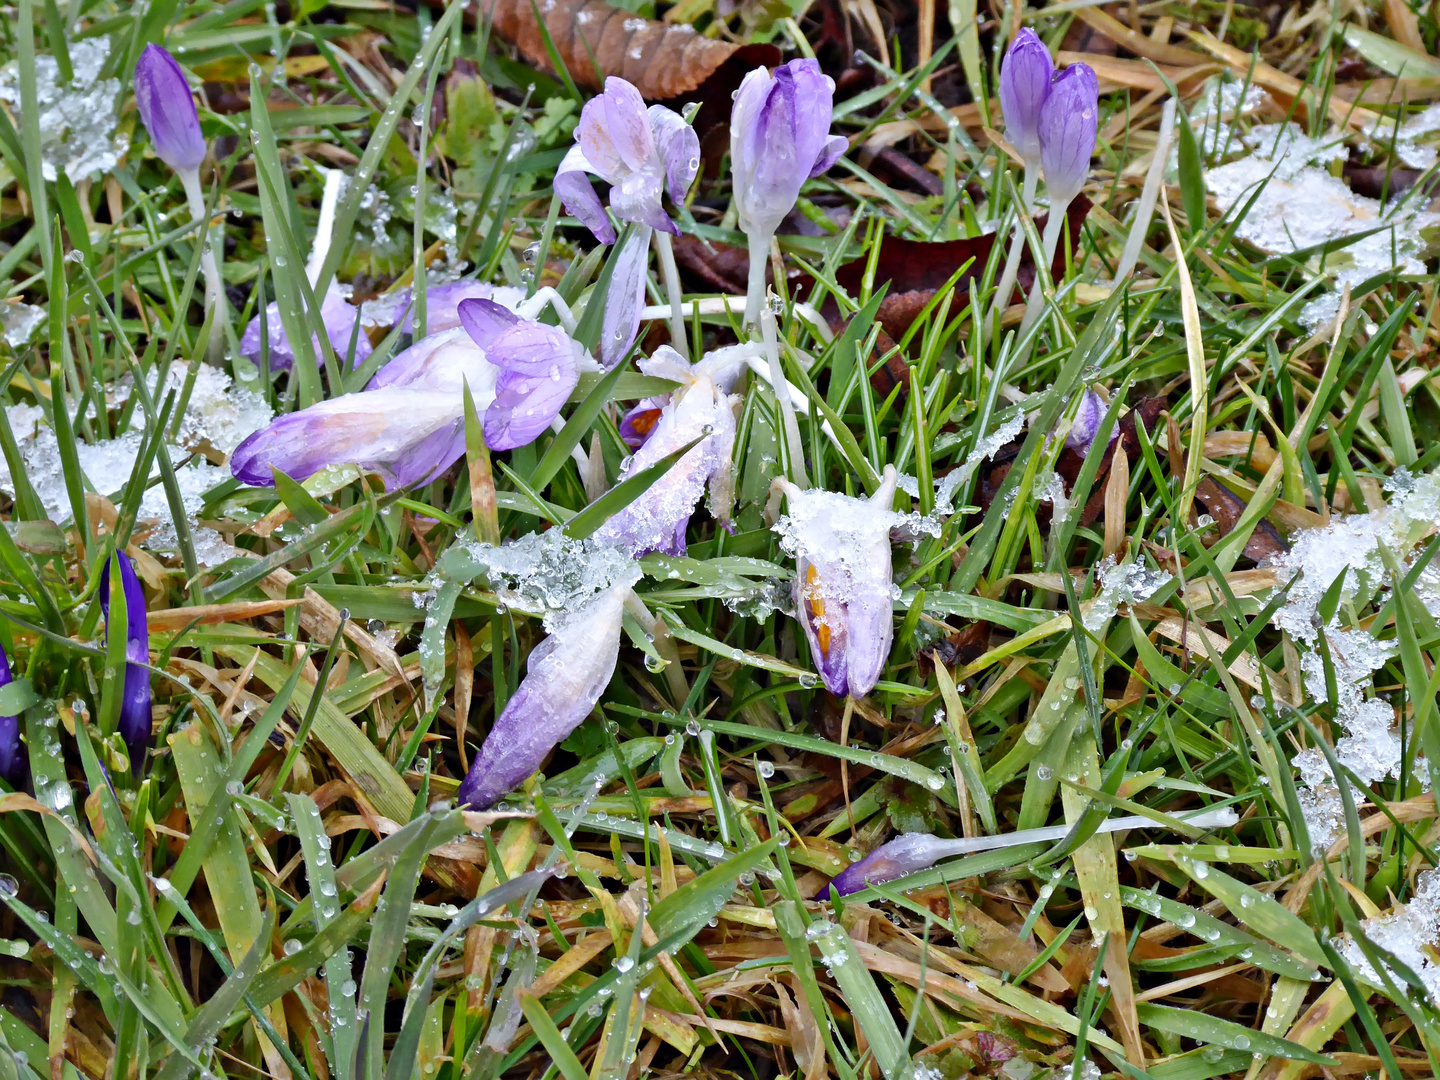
[730,59,848,244]
[774,466,901,698]
[100,552,151,775]
[619,396,669,449]
[239,283,373,371]
[998,29,1053,172]
[0,644,21,785]
[133,45,206,173]
[591,346,743,556]
[457,584,628,809]
[826,833,951,895]
[1038,63,1099,207]
[555,78,700,244]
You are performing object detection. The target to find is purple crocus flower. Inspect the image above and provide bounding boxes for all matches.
[134,45,207,173]
[396,282,525,336]
[239,283,373,371]
[457,584,628,809]
[0,645,21,786]
[1038,63,1099,207]
[827,834,955,895]
[619,396,668,449]
[730,60,848,244]
[1064,389,1117,454]
[591,346,743,557]
[998,29,1053,172]
[99,552,151,775]
[774,466,900,698]
[555,78,700,244]
[600,225,651,370]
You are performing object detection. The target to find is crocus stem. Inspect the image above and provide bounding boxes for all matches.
[306,168,343,286]
[928,806,1237,859]
[761,299,808,490]
[743,231,771,331]
[987,162,1039,339]
[178,168,228,365]
[651,231,689,362]
[1020,198,1072,334]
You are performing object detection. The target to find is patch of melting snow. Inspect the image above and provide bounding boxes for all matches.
[1338,867,1440,1004]
[2,302,46,348]
[463,530,641,630]
[1206,126,1440,331]
[930,411,1025,514]
[0,38,128,182]
[1082,555,1171,632]
[1366,102,1440,171]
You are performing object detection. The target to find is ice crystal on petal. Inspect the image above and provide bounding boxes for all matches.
[0,39,128,182]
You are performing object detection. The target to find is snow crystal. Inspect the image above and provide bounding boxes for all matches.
[0,39,128,182]
[1366,102,1440,171]
[933,411,1025,514]
[1206,141,1440,331]
[131,362,273,454]
[1339,868,1440,1004]
[1040,470,1071,528]
[466,529,640,630]
[2,302,45,348]
[1082,555,1171,632]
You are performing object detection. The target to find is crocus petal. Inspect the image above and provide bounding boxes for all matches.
[555,145,617,244]
[998,28,1054,165]
[824,833,952,896]
[457,586,626,809]
[578,78,655,180]
[1039,63,1099,206]
[483,322,585,450]
[0,645,20,785]
[100,551,152,774]
[618,396,668,449]
[1065,388,1112,452]
[648,105,700,207]
[809,134,849,178]
[399,282,524,335]
[610,170,675,236]
[599,225,651,369]
[239,283,372,370]
[230,388,471,489]
[368,327,498,394]
[458,297,524,352]
[134,45,206,173]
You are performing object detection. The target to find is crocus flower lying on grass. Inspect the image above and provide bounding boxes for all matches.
[731,59,848,326]
[230,299,591,487]
[134,44,228,361]
[591,346,743,556]
[100,551,151,775]
[396,282,525,336]
[774,466,901,698]
[0,644,21,786]
[457,583,630,809]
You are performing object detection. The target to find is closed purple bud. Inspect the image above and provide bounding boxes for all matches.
[0,644,21,785]
[134,45,207,174]
[1038,63,1098,206]
[457,586,627,809]
[998,29,1053,166]
[100,552,152,774]
[730,60,848,241]
[1064,389,1116,453]
[825,833,952,896]
[239,282,372,370]
[555,78,699,242]
[775,466,900,698]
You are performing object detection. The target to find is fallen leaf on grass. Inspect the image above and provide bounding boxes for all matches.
[1193,477,1290,560]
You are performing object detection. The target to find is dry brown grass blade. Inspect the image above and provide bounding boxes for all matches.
[483,0,779,99]
[146,597,306,630]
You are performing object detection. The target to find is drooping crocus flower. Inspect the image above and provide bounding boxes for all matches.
[773,466,900,698]
[457,584,629,809]
[100,552,151,775]
[134,44,227,361]
[0,645,21,785]
[134,45,207,173]
[998,29,1053,189]
[397,282,526,336]
[591,345,743,556]
[619,396,669,449]
[230,301,591,488]
[554,78,700,243]
[1038,63,1099,210]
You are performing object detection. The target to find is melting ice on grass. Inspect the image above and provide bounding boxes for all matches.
[1205,120,1440,331]
[0,39,128,183]
[1,303,45,348]
[899,411,1025,515]
[1338,867,1440,1004]
[462,529,641,631]
[1082,555,1171,632]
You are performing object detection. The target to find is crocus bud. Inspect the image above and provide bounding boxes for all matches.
[100,552,152,774]
[730,59,848,242]
[1064,389,1118,454]
[134,45,207,174]
[1038,63,1099,207]
[457,584,629,809]
[998,29,1053,168]
[774,465,901,698]
[0,645,21,786]
[826,833,954,895]
[554,77,700,243]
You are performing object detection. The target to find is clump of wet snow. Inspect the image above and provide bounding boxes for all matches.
[1366,102,1440,171]
[466,530,641,630]
[1338,868,1440,1004]
[931,411,1025,514]
[1167,75,1269,174]
[0,39,128,182]
[129,363,274,455]
[1205,126,1440,331]
[2,302,46,348]
[1039,470,1072,527]
[1082,555,1171,632]
[1293,748,1345,854]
